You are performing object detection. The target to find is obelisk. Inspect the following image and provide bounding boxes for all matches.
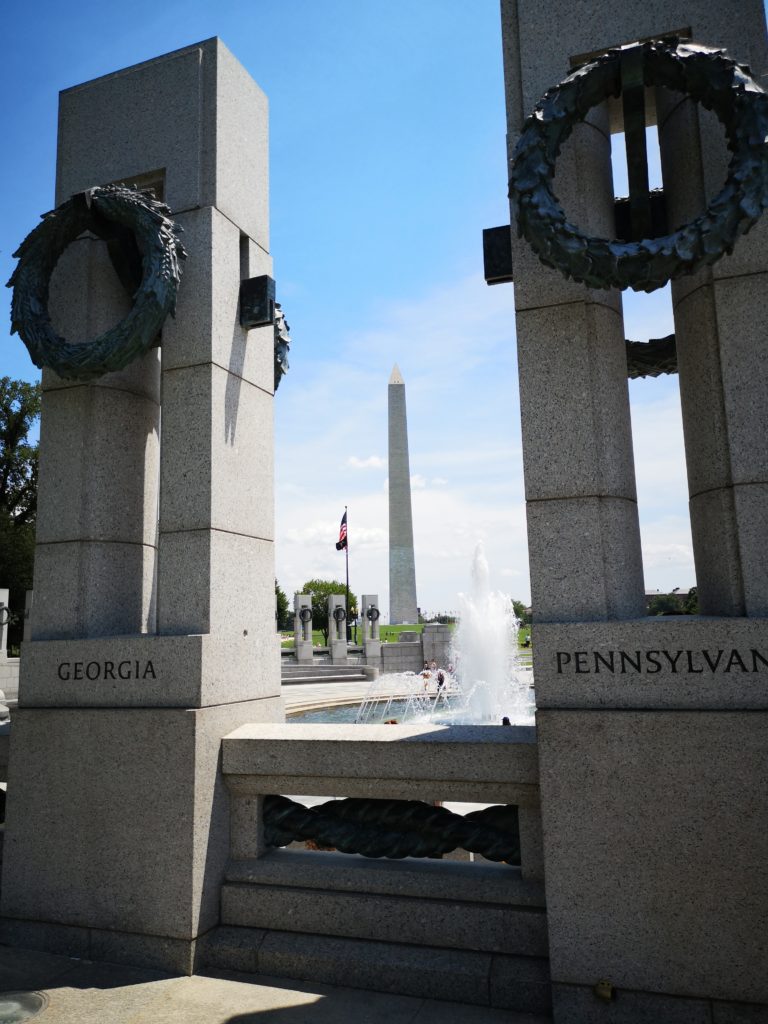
[388,364,418,623]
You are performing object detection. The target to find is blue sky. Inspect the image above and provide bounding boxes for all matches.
[2,0,696,615]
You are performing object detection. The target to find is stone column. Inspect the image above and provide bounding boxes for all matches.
[328,594,347,665]
[293,593,314,665]
[656,21,768,616]
[361,593,381,667]
[502,2,768,1020]
[502,8,645,624]
[1,39,282,974]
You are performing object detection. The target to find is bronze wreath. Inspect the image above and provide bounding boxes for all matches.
[509,40,768,292]
[7,184,186,380]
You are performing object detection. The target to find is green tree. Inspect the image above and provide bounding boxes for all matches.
[0,377,41,652]
[647,593,683,616]
[512,600,532,626]
[275,579,291,630]
[682,587,699,615]
[300,578,358,644]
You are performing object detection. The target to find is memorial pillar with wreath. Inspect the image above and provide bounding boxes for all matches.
[361,593,381,667]
[500,0,768,1018]
[327,594,347,665]
[293,593,314,665]
[1,40,283,971]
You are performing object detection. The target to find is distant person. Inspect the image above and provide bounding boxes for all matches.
[501,716,511,726]
[430,659,437,672]
[436,670,445,692]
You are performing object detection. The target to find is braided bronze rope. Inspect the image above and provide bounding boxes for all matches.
[264,795,521,864]
[626,334,677,379]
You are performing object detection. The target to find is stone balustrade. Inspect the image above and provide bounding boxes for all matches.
[210,722,550,1012]
[222,722,544,880]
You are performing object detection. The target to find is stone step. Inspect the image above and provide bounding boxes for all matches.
[220,881,548,959]
[197,926,552,1016]
[281,663,365,670]
[281,666,368,678]
[281,674,368,686]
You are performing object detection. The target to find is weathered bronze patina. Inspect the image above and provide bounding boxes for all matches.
[263,794,521,863]
[8,184,186,380]
[509,40,768,292]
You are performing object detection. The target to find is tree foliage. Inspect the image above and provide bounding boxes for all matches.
[512,600,532,626]
[647,593,683,616]
[299,578,358,644]
[275,579,291,631]
[0,377,41,652]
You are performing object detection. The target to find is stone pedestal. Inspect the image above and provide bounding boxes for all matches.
[1,39,282,973]
[501,1,768,1019]
[293,594,314,665]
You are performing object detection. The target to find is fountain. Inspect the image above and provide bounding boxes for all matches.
[453,542,534,724]
[354,543,534,725]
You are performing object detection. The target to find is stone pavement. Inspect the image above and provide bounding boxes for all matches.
[0,944,550,1023]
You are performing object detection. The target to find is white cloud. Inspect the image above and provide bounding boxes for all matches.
[347,455,385,469]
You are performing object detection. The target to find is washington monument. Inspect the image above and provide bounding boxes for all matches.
[388,365,418,623]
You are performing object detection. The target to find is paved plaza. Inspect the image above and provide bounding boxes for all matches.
[0,944,549,1023]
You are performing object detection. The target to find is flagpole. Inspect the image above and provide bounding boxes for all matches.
[344,504,350,642]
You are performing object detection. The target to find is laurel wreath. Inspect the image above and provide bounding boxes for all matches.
[7,185,186,380]
[509,40,768,292]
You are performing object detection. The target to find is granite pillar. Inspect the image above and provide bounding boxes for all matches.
[293,593,314,665]
[1,38,283,973]
[501,1,768,1020]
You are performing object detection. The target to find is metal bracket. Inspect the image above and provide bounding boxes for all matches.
[620,44,652,241]
[482,225,514,284]
[239,275,276,329]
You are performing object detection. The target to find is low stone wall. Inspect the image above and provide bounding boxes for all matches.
[380,640,423,673]
[422,623,452,667]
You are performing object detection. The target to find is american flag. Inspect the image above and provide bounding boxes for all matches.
[335,510,348,551]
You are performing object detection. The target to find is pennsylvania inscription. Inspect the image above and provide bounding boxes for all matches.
[555,649,768,675]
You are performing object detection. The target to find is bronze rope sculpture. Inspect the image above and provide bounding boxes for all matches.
[263,794,522,863]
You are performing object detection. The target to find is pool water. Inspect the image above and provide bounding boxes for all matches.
[289,699,414,724]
